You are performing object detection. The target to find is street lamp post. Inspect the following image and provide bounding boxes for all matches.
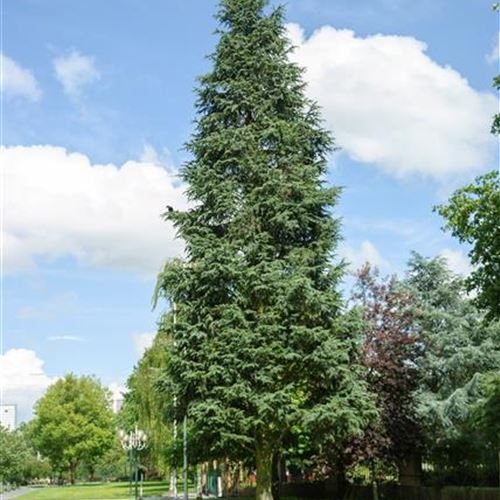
[119,426,148,500]
[183,414,188,500]
[172,299,188,500]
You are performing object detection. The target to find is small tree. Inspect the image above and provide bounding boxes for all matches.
[32,374,115,484]
[0,427,32,486]
[349,265,422,489]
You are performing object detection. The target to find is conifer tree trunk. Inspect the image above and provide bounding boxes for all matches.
[256,431,274,500]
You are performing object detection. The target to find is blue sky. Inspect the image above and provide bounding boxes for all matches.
[2,0,499,422]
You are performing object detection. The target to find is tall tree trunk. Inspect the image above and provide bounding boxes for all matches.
[196,463,204,498]
[256,432,274,500]
[398,453,422,486]
[69,463,76,485]
[271,453,284,500]
[370,461,379,500]
[336,460,348,499]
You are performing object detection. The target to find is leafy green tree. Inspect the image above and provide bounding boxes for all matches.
[17,422,52,482]
[435,171,500,320]
[0,427,31,486]
[119,324,172,476]
[32,374,115,484]
[405,253,500,481]
[155,1,375,498]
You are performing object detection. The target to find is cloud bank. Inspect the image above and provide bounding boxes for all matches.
[0,349,57,423]
[287,24,496,179]
[3,145,187,275]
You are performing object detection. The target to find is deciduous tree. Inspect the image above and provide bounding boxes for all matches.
[0,427,32,486]
[348,265,422,488]
[435,172,500,320]
[32,374,115,484]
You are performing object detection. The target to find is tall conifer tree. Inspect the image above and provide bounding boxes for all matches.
[156,1,374,498]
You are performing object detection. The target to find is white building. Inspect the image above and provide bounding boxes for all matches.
[112,396,123,413]
[0,404,17,431]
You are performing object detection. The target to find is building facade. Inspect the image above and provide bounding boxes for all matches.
[0,404,17,431]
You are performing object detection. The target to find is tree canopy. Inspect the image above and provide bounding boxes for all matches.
[32,374,115,483]
[0,427,32,486]
[405,253,500,482]
[435,172,500,320]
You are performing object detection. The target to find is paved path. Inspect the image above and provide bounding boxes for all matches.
[0,487,35,499]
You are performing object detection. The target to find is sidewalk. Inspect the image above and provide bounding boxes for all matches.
[0,487,35,499]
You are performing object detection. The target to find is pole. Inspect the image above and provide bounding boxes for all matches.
[134,450,139,500]
[129,449,133,496]
[173,412,178,499]
[172,301,178,500]
[183,414,188,500]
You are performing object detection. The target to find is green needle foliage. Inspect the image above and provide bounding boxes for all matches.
[405,253,500,482]
[155,1,374,498]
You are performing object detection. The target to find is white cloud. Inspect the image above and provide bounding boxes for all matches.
[47,335,85,342]
[140,144,174,169]
[287,24,496,179]
[1,53,41,101]
[3,145,187,275]
[133,332,155,357]
[53,50,100,98]
[340,240,390,272]
[485,32,499,64]
[440,248,472,276]
[0,349,57,423]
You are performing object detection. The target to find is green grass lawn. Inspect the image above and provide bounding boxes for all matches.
[18,480,170,499]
